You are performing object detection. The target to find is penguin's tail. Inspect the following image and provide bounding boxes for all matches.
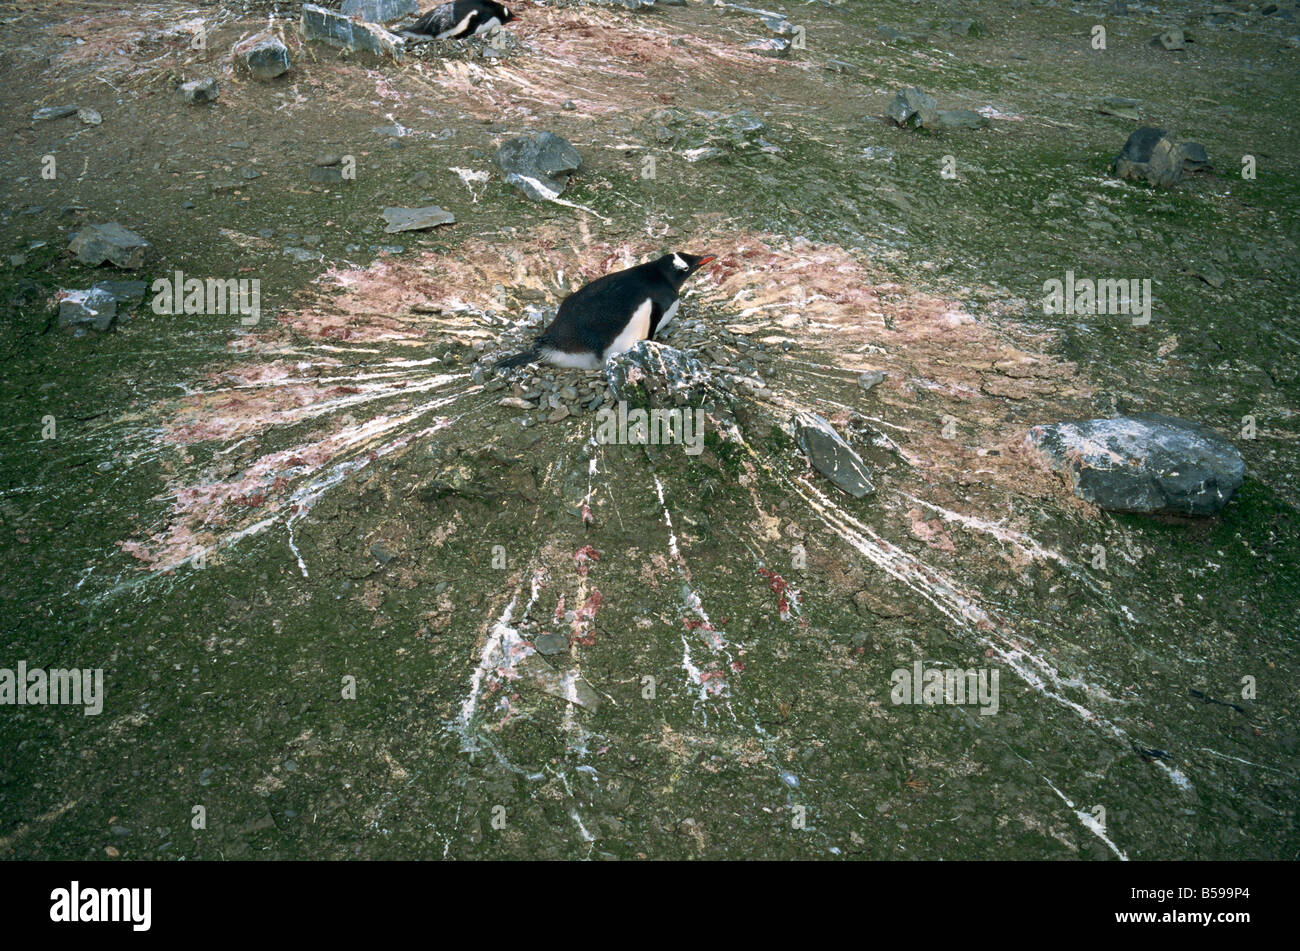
[493,346,540,370]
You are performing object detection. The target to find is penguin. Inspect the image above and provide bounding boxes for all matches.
[410,0,516,39]
[495,252,717,371]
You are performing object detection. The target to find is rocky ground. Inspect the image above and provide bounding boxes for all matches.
[1,0,1297,860]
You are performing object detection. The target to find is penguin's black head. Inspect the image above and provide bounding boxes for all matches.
[657,251,717,286]
[489,1,518,23]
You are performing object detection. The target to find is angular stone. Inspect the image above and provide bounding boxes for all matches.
[381,205,455,233]
[1153,28,1186,50]
[793,412,875,498]
[1112,127,1210,187]
[234,35,291,80]
[886,86,937,128]
[57,288,118,332]
[339,0,418,23]
[179,78,219,103]
[493,131,582,201]
[604,341,711,403]
[1025,415,1245,516]
[302,5,405,60]
[68,222,150,268]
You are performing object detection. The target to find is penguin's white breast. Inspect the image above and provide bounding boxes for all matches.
[656,298,680,334]
[604,299,653,362]
[438,12,478,37]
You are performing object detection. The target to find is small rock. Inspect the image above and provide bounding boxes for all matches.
[381,205,455,233]
[932,108,989,130]
[1112,127,1210,187]
[886,86,938,128]
[793,412,875,498]
[744,38,790,58]
[78,107,102,126]
[494,131,583,201]
[68,222,150,269]
[234,35,291,80]
[308,166,345,185]
[179,78,219,103]
[535,633,568,656]
[857,370,886,392]
[1153,28,1187,51]
[32,105,78,121]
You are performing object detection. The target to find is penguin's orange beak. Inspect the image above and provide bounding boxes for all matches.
[698,255,717,266]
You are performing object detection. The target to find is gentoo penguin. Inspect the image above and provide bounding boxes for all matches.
[410,0,516,39]
[495,252,717,371]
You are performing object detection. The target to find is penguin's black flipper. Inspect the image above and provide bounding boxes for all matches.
[493,346,540,370]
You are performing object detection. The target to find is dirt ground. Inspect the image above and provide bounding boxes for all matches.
[1,0,1298,860]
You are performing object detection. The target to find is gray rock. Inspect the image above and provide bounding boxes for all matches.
[535,633,569,656]
[762,16,795,35]
[57,288,118,332]
[179,78,219,103]
[1112,127,1210,186]
[68,222,150,268]
[302,4,405,59]
[32,105,78,121]
[339,0,418,22]
[1153,28,1187,50]
[381,205,456,233]
[1026,415,1244,516]
[793,412,875,498]
[744,38,790,57]
[857,370,886,392]
[308,166,345,184]
[493,131,582,201]
[886,86,938,128]
[604,341,711,402]
[932,108,989,130]
[78,107,102,126]
[234,35,291,80]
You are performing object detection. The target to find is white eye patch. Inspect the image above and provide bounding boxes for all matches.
[671,253,688,270]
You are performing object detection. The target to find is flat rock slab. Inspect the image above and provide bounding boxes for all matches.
[1112,127,1210,187]
[516,654,600,711]
[381,205,455,233]
[234,35,291,79]
[933,108,989,130]
[493,131,582,201]
[32,105,78,120]
[339,0,418,22]
[68,222,150,268]
[302,4,405,59]
[793,411,875,498]
[1026,414,1245,516]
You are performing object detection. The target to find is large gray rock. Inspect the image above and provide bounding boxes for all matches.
[1112,127,1210,187]
[339,0,418,23]
[493,131,582,201]
[234,35,291,79]
[605,341,711,402]
[381,205,456,233]
[886,86,938,128]
[793,412,875,498]
[68,223,150,268]
[302,4,405,59]
[1026,414,1245,516]
[55,281,147,333]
